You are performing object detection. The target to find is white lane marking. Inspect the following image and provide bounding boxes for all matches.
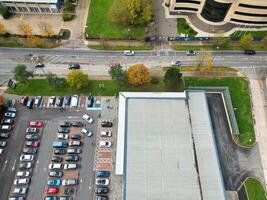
[44,167,46,172]
[89,186,91,190]
[11,159,17,171]
[2,160,8,172]
[80,179,83,183]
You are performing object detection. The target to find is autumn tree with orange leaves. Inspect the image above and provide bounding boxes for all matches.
[127,64,150,86]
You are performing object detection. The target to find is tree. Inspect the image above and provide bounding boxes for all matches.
[39,22,54,37]
[0,22,5,35]
[127,64,150,86]
[239,34,253,50]
[195,51,213,71]
[13,64,33,83]
[108,64,127,84]
[0,95,4,107]
[67,70,89,90]
[46,73,65,88]
[212,33,231,49]
[164,67,182,89]
[262,36,267,50]
[0,5,11,19]
[19,23,32,36]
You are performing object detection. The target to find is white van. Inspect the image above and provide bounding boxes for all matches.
[71,95,79,107]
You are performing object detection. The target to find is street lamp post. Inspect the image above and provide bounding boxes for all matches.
[128,28,130,47]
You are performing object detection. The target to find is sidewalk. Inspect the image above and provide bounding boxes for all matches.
[249,79,267,185]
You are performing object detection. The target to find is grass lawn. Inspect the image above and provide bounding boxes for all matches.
[87,44,154,50]
[245,178,267,200]
[231,31,267,38]
[86,0,144,39]
[177,18,198,37]
[163,66,238,72]
[184,77,255,147]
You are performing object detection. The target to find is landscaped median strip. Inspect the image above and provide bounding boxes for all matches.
[243,177,267,200]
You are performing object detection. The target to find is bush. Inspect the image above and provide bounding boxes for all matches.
[177,18,197,37]
[0,6,11,19]
[150,76,159,84]
[62,13,75,21]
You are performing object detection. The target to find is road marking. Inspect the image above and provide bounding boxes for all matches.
[80,179,83,183]
[11,159,17,171]
[37,159,39,164]
[44,167,46,171]
[89,186,91,190]
[2,160,8,172]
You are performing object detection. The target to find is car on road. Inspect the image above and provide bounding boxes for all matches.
[54,149,66,155]
[244,49,256,55]
[16,171,30,178]
[51,156,63,163]
[26,98,34,109]
[44,197,59,200]
[1,118,14,125]
[23,147,37,154]
[56,96,64,107]
[72,121,83,127]
[13,178,30,185]
[186,50,196,56]
[99,141,112,148]
[171,61,181,66]
[67,148,81,154]
[95,178,109,186]
[69,140,82,147]
[97,171,110,177]
[18,162,32,170]
[65,155,79,162]
[13,187,28,195]
[101,121,113,128]
[59,121,72,127]
[5,112,17,118]
[81,128,92,137]
[87,96,94,107]
[124,50,135,56]
[100,131,112,137]
[70,134,81,140]
[20,155,34,161]
[25,140,40,147]
[64,163,78,170]
[34,96,42,107]
[26,127,39,133]
[95,187,109,194]
[57,133,69,140]
[0,140,7,147]
[20,96,29,106]
[29,120,43,128]
[47,179,61,186]
[0,133,10,139]
[49,96,56,106]
[68,63,80,69]
[96,196,108,200]
[58,128,69,134]
[64,97,71,106]
[25,134,40,141]
[34,62,44,68]
[49,171,63,178]
[62,179,78,186]
[45,187,59,194]
[49,163,63,170]
[82,114,94,124]
[0,125,12,131]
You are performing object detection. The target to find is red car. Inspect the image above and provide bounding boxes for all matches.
[29,120,43,128]
[45,187,59,194]
[25,140,40,147]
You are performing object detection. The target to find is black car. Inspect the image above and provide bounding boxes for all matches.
[56,96,64,107]
[64,187,75,195]
[72,121,83,127]
[51,156,63,162]
[87,96,94,107]
[0,133,10,139]
[25,134,40,141]
[95,187,109,194]
[1,119,14,125]
[23,147,37,154]
[26,98,34,109]
[54,149,66,155]
[70,134,81,140]
[21,96,29,106]
[244,49,256,55]
[68,64,80,70]
[101,121,113,128]
[64,97,71,106]
[60,121,72,128]
[49,171,63,178]
[34,63,44,68]
[58,128,69,133]
[65,155,79,162]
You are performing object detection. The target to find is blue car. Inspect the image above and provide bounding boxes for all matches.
[97,171,110,177]
[47,179,61,186]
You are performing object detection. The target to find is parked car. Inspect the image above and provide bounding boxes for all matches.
[26,98,34,109]
[47,179,61,186]
[95,196,108,200]
[20,155,34,161]
[87,96,94,107]
[244,49,256,55]
[9,197,25,200]
[186,50,196,56]
[96,171,110,177]
[49,171,63,178]
[95,178,109,186]
[16,171,30,178]
[23,147,37,155]
[26,127,39,133]
[13,178,30,185]
[13,187,28,195]
[101,121,113,128]
[69,141,82,147]
[67,148,81,154]
[49,96,56,106]
[51,156,63,163]
[7,107,17,113]
[18,162,32,170]
[25,134,40,141]
[70,134,81,140]
[56,96,64,107]
[34,62,44,68]
[49,163,63,170]
[70,95,79,107]
[58,128,69,134]
[59,197,73,200]
[45,187,59,194]
[64,163,78,170]
[54,149,66,155]
[81,128,92,137]
[1,118,14,125]
[65,155,79,162]
[57,133,68,140]
[64,187,74,195]
[44,197,59,200]
[64,97,71,106]
[0,140,7,147]
[29,120,43,128]
[62,179,78,186]
[99,141,112,148]
[124,50,135,56]
[171,61,181,66]
[82,114,94,124]
[53,141,68,148]
[100,131,112,137]
[0,148,3,155]
[5,112,16,118]
[95,187,109,194]
[59,121,72,128]
[20,96,29,106]
[72,121,83,127]
[34,96,42,107]
[68,64,80,69]
[25,141,39,147]
[0,133,10,139]
[0,125,12,131]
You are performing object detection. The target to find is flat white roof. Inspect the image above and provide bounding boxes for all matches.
[0,0,58,4]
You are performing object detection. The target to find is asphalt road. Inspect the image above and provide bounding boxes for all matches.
[207,93,264,190]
